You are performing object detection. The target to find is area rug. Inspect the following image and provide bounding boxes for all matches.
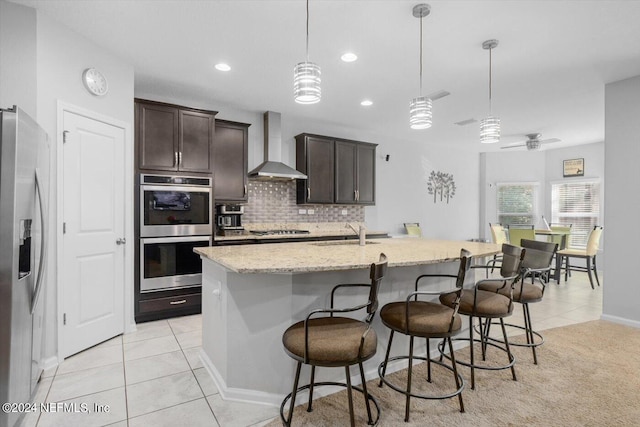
[267,320,640,426]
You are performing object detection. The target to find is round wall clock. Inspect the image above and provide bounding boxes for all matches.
[82,68,108,96]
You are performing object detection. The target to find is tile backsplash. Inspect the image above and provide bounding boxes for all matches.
[242,180,364,224]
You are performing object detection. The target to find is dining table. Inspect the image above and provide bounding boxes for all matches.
[534,229,569,283]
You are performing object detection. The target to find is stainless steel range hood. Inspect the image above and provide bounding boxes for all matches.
[248,111,307,180]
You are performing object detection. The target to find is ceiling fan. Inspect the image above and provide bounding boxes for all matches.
[500,133,561,151]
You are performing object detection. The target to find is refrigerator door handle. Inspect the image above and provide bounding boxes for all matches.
[31,168,47,314]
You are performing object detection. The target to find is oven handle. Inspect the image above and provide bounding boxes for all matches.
[140,236,212,245]
[140,184,212,193]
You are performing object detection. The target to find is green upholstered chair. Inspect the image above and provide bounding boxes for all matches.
[280,253,388,427]
[378,249,471,421]
[549,224,572,250]
[557,226,603,289]
[505,224,535,247]
[478,239,558,364]
[404,222,422,237]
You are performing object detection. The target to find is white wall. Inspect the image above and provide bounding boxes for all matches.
[0,0,37,116]
[603,75,640,326]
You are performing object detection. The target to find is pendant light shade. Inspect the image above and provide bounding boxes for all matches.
[409,4,432,129]
[410,96,433,129]
[480,116,500,144]
[294,61,321,104]
[294,0,321,104]
[480,39,500,143]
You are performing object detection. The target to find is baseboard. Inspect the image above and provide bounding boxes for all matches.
[600,314,640,328]
[125,321,137,334]
[41,355,58,372]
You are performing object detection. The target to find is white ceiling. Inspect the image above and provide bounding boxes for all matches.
[12,0,640,152]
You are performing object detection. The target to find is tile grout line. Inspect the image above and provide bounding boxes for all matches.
[121,339,131,427]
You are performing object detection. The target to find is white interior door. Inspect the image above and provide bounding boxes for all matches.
[62,111,125,358]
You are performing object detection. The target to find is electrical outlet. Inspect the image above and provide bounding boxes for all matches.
[307,209,315,215]
[341,209,348,216]
[298,209,307,215]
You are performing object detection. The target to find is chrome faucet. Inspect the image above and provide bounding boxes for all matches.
[346,223,366,246]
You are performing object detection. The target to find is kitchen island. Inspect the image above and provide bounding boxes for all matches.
[194,238,500,406]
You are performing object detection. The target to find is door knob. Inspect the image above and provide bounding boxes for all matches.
[116,238,126,245]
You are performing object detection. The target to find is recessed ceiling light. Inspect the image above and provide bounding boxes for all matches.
[360,100,373,106]
[215,63,231,72]
[341,52,358,62]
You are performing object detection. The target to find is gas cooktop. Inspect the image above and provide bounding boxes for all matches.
[250,230,311,236]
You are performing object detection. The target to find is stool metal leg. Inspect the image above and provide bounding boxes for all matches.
[307,366,315,412]
[447,336,465,413]
[284,361,302,427]
[358,362,374,425]
[523,304,538,364]
[593,256,601,287]
[405,336,414,422]
[499,318,517,381]
[426,338,432,383]
[345,366,355,427]
[586,257,595,289]
[379,330,394,387]
[469,316,476,390]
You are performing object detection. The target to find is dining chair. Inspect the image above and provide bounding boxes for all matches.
[505,224,535,247]
[488,223,508,273]
[378,249,471,421]
[280,253,388,427]
[557,226,603,289]
[439,244,526,390]
[404,222,422,237]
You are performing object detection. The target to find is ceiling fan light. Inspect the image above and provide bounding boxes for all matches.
[526,139,541,150]
[293,61,321,104]
[480,115,500,143]
[410,96,433,129]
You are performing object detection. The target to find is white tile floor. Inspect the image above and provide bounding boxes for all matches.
[18,272,602,427]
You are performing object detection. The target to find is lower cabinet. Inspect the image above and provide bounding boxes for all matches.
[136,290,201,322]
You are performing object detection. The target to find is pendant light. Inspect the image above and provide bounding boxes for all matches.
[480,39,500,143]
[294,0,321,104]
[409,3,432,130]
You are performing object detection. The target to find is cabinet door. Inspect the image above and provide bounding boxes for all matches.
[138,102,179,171]
[356,143,376,204]
[214,121,248,201]
[335,141,357,203]
[179,110,214,173]
[305,136,334,204]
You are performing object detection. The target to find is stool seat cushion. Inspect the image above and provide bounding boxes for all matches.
[440,289,512,317]
[478,280,543,303]
[380,301,461,337]
[282,317,376,365]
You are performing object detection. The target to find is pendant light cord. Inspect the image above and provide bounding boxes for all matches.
[419,15,423,95]
[306,0,310,62]
[488,47,493,113]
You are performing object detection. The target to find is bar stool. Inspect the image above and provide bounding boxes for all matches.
[378,249,471,422]
[439,244,525,390]
[557,226,603,289]
[280,253,388,427]
[478,239,557,364]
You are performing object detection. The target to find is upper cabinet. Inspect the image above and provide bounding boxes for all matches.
[296,135,335,204]
[335,141,376,205]
[136,99,217,174]
[296,133,376,205]
[214,120,250,202]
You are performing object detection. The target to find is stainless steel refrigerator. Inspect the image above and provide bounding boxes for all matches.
[0,107,50,427]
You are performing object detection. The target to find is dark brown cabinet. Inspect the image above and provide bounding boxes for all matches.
[296,135,335,204]
[136,99,216,173]
[297,133,376,205]
[214,120,250,202]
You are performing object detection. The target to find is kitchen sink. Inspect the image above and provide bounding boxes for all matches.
[312,240,381,246]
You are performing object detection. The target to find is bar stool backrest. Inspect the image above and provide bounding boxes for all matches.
[365,253,388,323]
[456,249,473,288]
[586,226,604,256]
[520,239,558,270]
[500,243,526,278]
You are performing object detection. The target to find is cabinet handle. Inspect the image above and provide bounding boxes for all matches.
[174,152,178,167]
[244,185,247,197]
[307,188,311,199]
[178,151,183,166]
[354,190,358,201]
[357,190,360,201]
[169,299,187,305]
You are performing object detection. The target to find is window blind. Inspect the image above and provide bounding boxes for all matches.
[551,181,600,248]
[497,183,537,226]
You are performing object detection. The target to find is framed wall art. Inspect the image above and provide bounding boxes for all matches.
[563,158,584,177]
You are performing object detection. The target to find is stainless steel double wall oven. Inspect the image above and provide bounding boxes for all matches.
[139,174,211,292]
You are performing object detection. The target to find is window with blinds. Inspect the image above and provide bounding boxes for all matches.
[551,180,600,248]
[497,183,538,226]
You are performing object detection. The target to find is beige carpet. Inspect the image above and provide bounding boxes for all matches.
[268,320,640,426]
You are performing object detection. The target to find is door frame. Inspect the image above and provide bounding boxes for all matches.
[56,101,134,361]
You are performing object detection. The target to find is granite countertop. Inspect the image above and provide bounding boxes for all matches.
[194,238,501,274]
[213,222,388,241]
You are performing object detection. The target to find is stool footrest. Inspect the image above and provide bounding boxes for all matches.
[280,381,380,426]
[378,355,465,401]
[473,322,545,349]
[438,337,516,371]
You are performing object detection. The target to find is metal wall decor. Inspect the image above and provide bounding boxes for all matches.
[427,170,456,203]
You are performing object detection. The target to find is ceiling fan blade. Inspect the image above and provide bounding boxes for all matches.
[539,138,561,145]
[500,142,526,149]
